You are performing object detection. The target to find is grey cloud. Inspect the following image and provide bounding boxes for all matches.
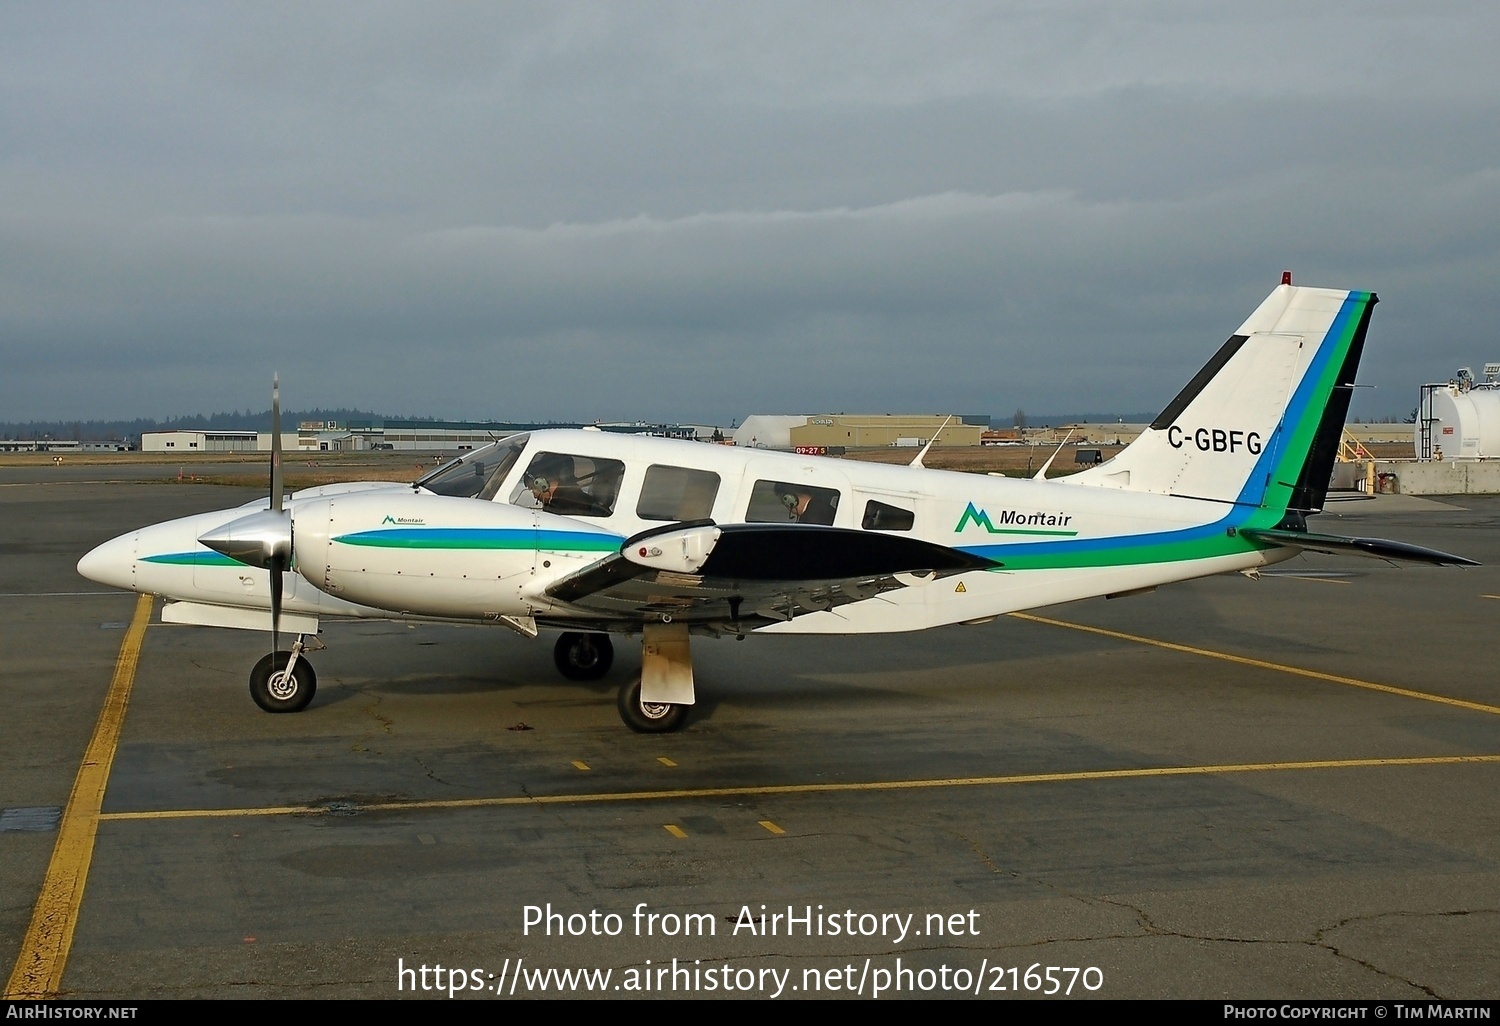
[1,3,1497,425]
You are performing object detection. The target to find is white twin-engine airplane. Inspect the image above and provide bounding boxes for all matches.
[78,279,1474,732]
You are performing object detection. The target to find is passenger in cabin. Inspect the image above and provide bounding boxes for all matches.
[780,488,837,526]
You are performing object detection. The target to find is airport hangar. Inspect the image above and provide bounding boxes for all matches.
[140,419,708,454]
[140,415,990,455]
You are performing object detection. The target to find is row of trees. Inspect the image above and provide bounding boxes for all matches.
[0,408,416,442]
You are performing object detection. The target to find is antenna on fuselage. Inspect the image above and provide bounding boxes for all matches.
[1032,429,1074,480]
[909,415,954,469]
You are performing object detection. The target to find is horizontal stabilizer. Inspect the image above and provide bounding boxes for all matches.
[1241,528,1479,567]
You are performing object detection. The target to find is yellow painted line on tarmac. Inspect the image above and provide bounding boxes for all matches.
[96,753,1500,823]
[759,820,786,835]
[1482,595,1500,600]
[1273,575,1350,585]
[657,757,677,768]
[5,594,152,1000]
[663,824,688,839]
[1009,611,1500,716]
[571,760,589,771]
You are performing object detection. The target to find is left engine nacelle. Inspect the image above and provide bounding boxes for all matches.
[291,492,546,619]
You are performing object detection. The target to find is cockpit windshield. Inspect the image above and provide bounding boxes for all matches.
[415,433,529,500]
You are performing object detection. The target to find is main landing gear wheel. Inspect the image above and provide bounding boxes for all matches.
[553,632,614,680]
[617,675,689,733]
[249,651,317,713]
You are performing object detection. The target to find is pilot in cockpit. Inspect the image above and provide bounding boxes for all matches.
[528,456,595,516]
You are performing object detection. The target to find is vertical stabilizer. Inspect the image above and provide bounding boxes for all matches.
[1068,285,1377,516]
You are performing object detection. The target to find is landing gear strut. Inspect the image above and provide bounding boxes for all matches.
[553,632,614,680]
[249,635,317,713]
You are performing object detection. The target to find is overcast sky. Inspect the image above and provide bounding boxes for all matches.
[3,2,1497,425]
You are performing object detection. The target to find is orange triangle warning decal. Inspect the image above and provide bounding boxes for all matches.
[955,582,967,593]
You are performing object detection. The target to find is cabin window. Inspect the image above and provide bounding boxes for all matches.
[862,500,914,532]
[512,451,626,517]
[636,465,721,522]
[746,479,840,526]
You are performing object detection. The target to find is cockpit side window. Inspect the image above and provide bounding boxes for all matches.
[511,452,626,517]
[417,433,529,499]
[745,479,840,526]
[637,465,721,522]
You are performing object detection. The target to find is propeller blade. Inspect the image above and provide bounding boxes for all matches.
[270,374,284,513]
[269,375,285,658]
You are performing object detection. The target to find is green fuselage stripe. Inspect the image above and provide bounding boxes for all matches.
[979,528,1080,537]
[141,551,246,567]
[333,527,620,552]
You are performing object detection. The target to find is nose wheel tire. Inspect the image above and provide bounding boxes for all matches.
[553,632,614,680]
[249,651,317,713]
[617,675,689,733]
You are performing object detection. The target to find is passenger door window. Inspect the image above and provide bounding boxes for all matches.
[636,465,721,522]
[862,500,915,531]
[746,479,841,525]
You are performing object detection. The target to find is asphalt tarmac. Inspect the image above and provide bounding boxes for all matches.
[1,469,1497,1000]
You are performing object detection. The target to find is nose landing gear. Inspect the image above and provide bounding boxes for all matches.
[248,635,319,713]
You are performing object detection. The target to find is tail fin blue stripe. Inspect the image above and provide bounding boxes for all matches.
[1232,291,1371,510]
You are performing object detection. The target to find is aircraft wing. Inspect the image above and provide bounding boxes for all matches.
[544,521,999,628]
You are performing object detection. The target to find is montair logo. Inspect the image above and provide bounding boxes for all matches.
[955,503,1077,537]
[381,515,425,525]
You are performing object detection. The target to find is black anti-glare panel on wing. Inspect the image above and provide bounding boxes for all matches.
[700,525,998,580]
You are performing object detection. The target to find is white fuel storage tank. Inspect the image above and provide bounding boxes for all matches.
[1418,382,1500,460]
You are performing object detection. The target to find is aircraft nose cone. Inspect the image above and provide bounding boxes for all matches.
[77,532,137,591]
